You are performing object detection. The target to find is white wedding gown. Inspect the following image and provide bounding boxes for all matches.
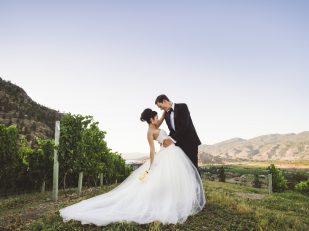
[59,129,206,226]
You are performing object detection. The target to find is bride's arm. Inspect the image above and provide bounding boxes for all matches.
[147,131,155,170]
[157,110,166,127]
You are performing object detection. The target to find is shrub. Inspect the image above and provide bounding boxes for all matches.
[285,172,308,189]
[218,166,226,182]
[252,174,261,188]
[267,164,288,192]
[295,179,309,195]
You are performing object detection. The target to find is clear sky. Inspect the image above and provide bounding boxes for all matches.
[1,0,309,155]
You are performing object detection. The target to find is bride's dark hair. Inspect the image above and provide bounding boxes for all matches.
[140,108,157,124]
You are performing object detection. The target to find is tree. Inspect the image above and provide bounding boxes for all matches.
[0,125,21,194]
[58,113,110,193]
[17,138,33,192]
[58,113,90,194]
[31,122,37,131]
[25,138,54,192]
[81,122,108,186]
[57,113,132,194]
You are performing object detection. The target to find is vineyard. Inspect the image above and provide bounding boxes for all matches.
[0,113,132,197]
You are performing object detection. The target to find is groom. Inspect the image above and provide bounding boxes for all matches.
[155,94,201,171]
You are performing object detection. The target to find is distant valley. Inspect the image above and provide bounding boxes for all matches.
[198,132,309,164]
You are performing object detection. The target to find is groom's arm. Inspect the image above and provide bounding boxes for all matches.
[162,136,176,147]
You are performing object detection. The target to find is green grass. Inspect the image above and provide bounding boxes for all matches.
[1,179,309,231]
[201,163,309,178]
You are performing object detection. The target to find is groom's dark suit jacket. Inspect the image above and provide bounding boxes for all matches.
[165,103,201,168]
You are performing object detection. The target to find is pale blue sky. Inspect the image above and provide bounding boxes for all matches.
[1,0,309,154]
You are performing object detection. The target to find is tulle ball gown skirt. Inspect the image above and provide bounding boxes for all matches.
[59,144,206,226]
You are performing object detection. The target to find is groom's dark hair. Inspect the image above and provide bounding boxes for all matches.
[155,94,170,104]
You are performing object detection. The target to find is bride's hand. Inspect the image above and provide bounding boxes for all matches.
[138,170,149,181]
[163,138,173,147]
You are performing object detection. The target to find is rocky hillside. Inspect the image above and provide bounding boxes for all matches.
[199,132,309,163]
[0,77,62,142]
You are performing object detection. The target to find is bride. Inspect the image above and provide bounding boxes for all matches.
[59,108,206,226]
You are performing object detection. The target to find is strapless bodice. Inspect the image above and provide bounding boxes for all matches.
[155,129,169,144]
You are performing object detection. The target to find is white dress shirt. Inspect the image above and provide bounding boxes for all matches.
[169,103,175,130]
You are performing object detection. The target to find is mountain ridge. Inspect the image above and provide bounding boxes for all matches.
[0,77,62,142]
[199,131,309,163]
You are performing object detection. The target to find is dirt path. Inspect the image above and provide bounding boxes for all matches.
[1,201,61,230]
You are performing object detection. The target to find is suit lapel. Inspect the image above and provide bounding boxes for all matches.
[165,112,171,129]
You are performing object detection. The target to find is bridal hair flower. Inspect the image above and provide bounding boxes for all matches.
[139,170,149,181]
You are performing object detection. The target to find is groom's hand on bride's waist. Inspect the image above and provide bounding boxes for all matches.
[163,138,174,147]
